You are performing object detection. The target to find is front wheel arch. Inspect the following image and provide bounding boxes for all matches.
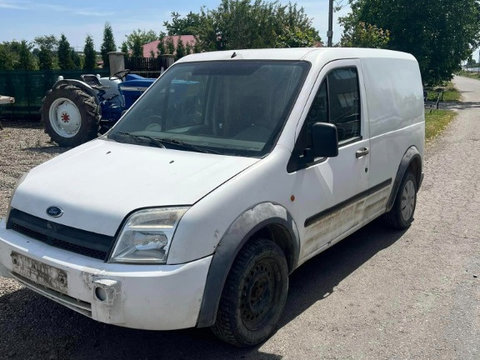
[196,203,299,329]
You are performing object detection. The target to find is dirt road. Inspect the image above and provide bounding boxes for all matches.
[0,77,478,359]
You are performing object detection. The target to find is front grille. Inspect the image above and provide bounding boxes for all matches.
[7,209,115,261]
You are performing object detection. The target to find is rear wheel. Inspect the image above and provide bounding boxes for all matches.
[41,85,100,147]
[211,239,289,347]
[385,172,417,229]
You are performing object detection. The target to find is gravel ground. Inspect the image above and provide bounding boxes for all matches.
[0,76,478,359]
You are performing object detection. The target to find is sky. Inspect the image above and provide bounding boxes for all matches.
[0,0,351,50]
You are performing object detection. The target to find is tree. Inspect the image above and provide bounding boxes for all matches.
[0,43,16,70]
[121,41,129,54]
[83,35,96,70]
[340,0,480,85]
[340,21,390,48]
[57,34,74,70]
[35,35,57,70]
[101,23,116,68]
[185,41,193,55]
[0,41,39,70]
[157,32,167,55]
[165,37,175,55]
[175,37,186,60]
[163,0,321,52]
[131,36,143,57]
[164,11,204,35]
[124,29,157,57]
[16,40,36,70]
[71,48,82,70]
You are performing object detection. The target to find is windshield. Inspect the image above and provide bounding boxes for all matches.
[108,60,309,157]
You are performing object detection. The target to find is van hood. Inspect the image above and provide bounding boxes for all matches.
[10,139,258,236]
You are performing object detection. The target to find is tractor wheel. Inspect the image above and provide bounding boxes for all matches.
[41,85,100,147]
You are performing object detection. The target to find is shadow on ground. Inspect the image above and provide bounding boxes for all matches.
[0,220,405,360]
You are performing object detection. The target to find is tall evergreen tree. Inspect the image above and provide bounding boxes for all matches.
[175,37,186,60]
[121,41,129,55]
[165,37,175,55]
[157,32,167,55]
[71,48,82,69]
[57,34,74,70]
[35,35,57,70]
[83,35,96,70]
[16,40,36,70]
[101,23,116,68]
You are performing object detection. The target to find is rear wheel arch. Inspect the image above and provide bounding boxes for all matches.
[196,202,299,328]
[386,146,423,212]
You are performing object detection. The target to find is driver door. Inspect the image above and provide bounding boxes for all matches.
[289,59,371,262]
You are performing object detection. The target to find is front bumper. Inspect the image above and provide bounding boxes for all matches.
[0,219,211,330]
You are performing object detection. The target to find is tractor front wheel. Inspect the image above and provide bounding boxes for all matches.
[42,85,100,147]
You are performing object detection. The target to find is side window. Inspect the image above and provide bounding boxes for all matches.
[305,80,328,128]
[327,68,361,142]
[297,80,328,151]
[288,66,361,172]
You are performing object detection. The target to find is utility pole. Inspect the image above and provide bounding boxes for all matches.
[327,0,334,47]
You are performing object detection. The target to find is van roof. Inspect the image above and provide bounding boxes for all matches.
[176,47,416,64]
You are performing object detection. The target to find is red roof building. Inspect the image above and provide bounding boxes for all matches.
[143,35,196,58]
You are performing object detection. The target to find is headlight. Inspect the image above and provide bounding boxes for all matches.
[110,207,188,264]
[6,172,28,221]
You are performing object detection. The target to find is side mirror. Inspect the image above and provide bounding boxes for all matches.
[311,122,339,158]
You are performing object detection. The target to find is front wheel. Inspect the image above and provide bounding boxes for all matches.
[211,239,289,347]
[41,85,100,147]
[385,172,418,229]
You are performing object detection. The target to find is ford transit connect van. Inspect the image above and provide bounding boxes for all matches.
[0,48,424,346]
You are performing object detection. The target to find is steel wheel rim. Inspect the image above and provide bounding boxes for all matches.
[400,179,415,221]
[48,98,82,138]
[240,259,280,331]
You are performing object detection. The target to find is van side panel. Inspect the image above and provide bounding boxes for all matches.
[361,57,424,137]
[361,57,424,198]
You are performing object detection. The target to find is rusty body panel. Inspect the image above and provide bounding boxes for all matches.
[301,185,391,261]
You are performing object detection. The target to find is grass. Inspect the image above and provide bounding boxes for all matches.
[425,109,456,141]
[425,82,461,102]
[457,69,480,80]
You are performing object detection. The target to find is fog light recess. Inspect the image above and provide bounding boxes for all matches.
[95,286,107,302]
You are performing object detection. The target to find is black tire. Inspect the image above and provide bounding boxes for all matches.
[385,172,417,229]
[41,85,100,147]
[211,239,289,347]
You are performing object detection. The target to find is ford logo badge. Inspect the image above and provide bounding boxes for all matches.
[46,206,63,218]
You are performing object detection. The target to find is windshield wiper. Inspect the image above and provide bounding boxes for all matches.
[110,132,166,148]
[158,138,220,154]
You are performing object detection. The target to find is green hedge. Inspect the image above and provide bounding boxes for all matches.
[0,69,109,118]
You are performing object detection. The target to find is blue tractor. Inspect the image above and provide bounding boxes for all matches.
[41,70,155,147]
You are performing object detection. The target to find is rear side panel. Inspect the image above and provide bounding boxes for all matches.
[360,57,424,191]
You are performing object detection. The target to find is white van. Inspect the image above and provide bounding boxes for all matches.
[0,48,424,346]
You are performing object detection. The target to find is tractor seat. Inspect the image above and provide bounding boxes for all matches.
[81,74,109,90]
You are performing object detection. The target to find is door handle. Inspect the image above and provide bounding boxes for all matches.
[355,147,369,158]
